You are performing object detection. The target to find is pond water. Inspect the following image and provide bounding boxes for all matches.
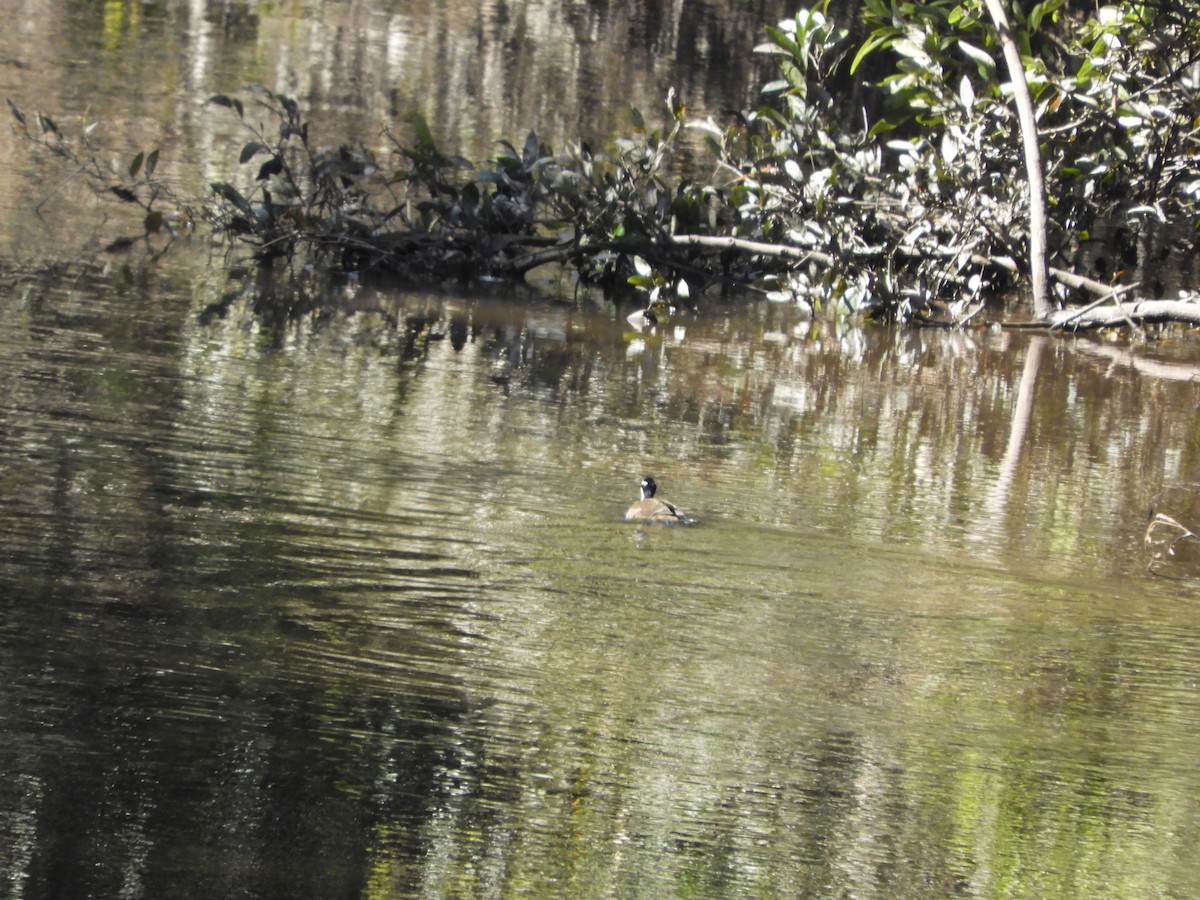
[3,2,1200,899]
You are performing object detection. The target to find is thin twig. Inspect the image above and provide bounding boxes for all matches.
[1049,284,1136,330]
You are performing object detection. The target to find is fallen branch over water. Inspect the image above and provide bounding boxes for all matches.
[1050,298,1200,330]
[661,234,837,269]
[12,86,1200,334]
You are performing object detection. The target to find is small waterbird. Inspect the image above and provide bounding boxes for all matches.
[625,476,694,525]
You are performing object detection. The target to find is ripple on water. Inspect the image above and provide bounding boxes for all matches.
[4,270,1200,898]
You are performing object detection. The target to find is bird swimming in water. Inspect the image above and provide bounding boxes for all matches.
[625,476,694,525]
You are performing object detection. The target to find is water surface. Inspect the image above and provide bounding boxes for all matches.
[3,1,1200,897]
[2,260,1200,898]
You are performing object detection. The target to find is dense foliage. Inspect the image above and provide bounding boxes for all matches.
[11,1,1200,327]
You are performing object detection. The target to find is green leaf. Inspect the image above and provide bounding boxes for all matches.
[630,106,645,133]
[145,149,159,177]
[254,155,282,181]
[1028,0,1063,31]
[129,152,144,178]
[1028,2,1045,31]
[207,94,244,117]
[7,98,26,127]
[765,25,802,60]
[867,119,897,138]
[781,61,806,92]
[412,112,436,151]
[144,210,164,233]
[104,236,138,253]
[110,187,138,203]
[851,32,894,75]
[957,40,995,72]
[239,141,269,164]
[667,86,684,121]
[522,130,538,168]
[210,182,252,215]
[959,75,976,109]
[280,95,299,123]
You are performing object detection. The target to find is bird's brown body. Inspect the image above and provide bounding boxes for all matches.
[625,476,691,524]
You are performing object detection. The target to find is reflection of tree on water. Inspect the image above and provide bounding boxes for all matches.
[987,335,1044,524]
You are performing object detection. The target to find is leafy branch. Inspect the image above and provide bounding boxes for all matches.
[7,97,185,250]
[11,0,1200,332]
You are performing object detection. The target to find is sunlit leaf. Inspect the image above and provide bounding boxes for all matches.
[764,25,801,60]
[941,131,959,164]
[867,119,897,138]
[781,61,806,92]
[892,39,926,62]
[959,75,975,109]
[958,40,995,72]
[686,118,722,139]
[666,87,684,120]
